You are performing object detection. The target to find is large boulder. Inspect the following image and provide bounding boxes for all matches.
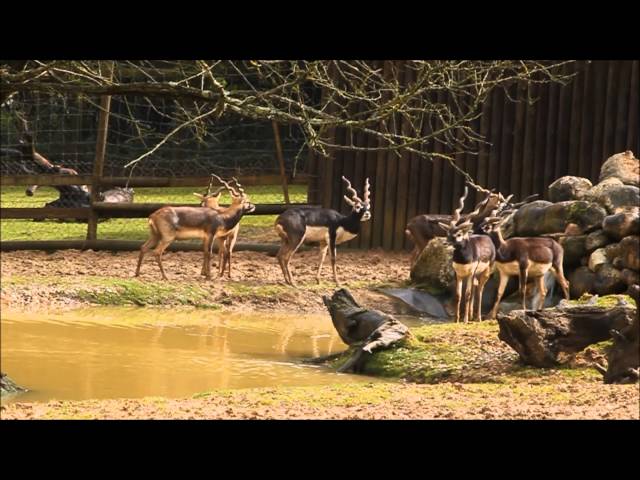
[620,268,640,287]
[583,177,640,214]
[569,266,597,298]
[548,176,592,202]
[602,208,640,240]
[559,234,588,267]
[410,237,455,294]
[617,235,640,271]
[599,150,639,187]
[585,229,610,252]
[588,248,609,272]
[508,200,607,237]
[593,264,627,295]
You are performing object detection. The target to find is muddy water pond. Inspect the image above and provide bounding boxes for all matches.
[2,307,424,404]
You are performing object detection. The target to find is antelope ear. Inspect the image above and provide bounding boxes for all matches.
[193,193,205,199]
[438,222,451,231]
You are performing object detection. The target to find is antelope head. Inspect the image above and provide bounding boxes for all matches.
[342,176,372,222]
[193,174,226,208]
[438,186,475,246]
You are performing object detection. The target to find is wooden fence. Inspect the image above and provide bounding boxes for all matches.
[307,60,640,251]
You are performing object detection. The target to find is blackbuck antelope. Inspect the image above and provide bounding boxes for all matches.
[207,176,248,279]
[275,176,371,286]
[405,186,537,268]
[439,187,496,323]
[480,210,570,319]
[135,175,255,280]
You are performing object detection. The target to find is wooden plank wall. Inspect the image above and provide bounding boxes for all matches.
[307,60,640,251]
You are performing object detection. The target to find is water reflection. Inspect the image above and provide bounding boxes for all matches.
[1,307,387,404]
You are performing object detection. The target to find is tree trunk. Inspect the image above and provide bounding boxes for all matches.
[496,302,636,368]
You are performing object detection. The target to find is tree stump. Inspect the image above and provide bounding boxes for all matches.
[496,301,636,368]
[319,289,411,373]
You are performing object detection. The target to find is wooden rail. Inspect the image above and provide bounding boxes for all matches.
[0,203,318,220]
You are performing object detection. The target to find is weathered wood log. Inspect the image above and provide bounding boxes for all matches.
[0,372,26,397]
[496,301,636,368]
[320,289,411,373]
[595,285,640,384]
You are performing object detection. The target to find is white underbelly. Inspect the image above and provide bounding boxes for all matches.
[453,262,478,278]
[496,260,552,277]
[175,228,207,240]
[304,226,329,243]
[303,226,358,244]
[336,226,357,244]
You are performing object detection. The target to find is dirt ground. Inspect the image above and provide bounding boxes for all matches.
[2,382,638,420]
[0,248,410,313]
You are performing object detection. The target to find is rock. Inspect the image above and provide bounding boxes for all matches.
[584,177,640,214]
[593,264,626,295]
[602,208,640,240]
[410,237,455,293]
[548,176,593,202]
[620,269,640,287]
[599,150,639,187]
[569,266,597,298]
[617,235,640,271]
[605,242,622,263]
[509,200,606,236]
[559,234,588,267]
[585,230,610,252]
[588,248,609,272]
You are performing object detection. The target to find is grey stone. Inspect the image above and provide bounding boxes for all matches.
[548,176,593,202]
[599,150,639,187]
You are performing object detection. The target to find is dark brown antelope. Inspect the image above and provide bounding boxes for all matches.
[275,176,371,287]
[134,176,255,280]
[405,186,537,268]
[438,187,496,323]
[480,210,570,318]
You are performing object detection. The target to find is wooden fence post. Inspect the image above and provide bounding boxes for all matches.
[86,64,113,241]
[272,120,290,204]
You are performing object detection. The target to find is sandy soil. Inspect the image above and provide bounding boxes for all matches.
[1,248,410,313]
[2,382,638,420]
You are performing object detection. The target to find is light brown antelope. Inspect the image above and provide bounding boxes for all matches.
[134,176,255,280]
[480,209,570,318]
[275,176,371,287]
[208,176,248,279]
[438,187,496,323]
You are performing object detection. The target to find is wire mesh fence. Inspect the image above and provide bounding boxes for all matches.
[1,89,310,245]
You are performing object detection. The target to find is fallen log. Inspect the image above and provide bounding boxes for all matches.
[0,372,26,397]
[594,285,640,384]
[497,299,636,368]
[319,289,411,373]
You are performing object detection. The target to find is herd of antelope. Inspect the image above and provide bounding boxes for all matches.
[135,174,570,323]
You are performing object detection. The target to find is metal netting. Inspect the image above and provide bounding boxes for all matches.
[0,87,309,243]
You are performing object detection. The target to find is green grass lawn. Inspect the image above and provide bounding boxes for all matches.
[0,185,307,242]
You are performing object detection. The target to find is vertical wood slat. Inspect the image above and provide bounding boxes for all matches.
[567,62,585,176]
[613,61,632,153]
[532,82,549,197]
[590,61,609,180]
[488,88,504,192]
[627,61,640,153]
[510,83,527,196]
[543,80,560,199]
[520,82,538,199]
[554,62,574,180]
[602,61,618,160]
[429,90,447,214]
[577,62,595,179]
[86,85,113,241]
